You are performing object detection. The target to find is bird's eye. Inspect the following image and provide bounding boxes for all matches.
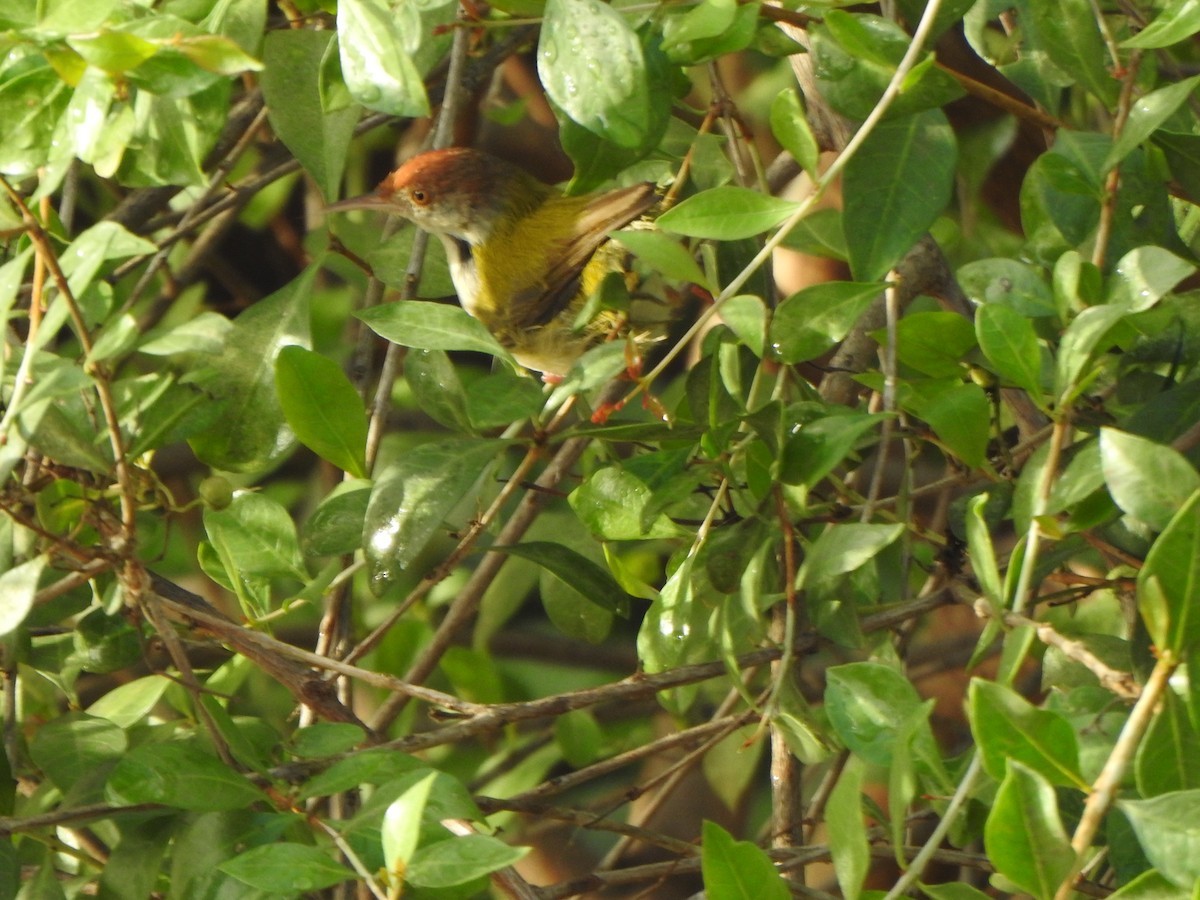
[410,189,429,206]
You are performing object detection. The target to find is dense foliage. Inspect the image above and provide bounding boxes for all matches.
[2,0,1200,897]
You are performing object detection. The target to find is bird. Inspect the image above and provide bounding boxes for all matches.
[328,146,660,379]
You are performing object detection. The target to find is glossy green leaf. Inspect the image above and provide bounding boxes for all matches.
[769,281,883,364]
[909,381,991,467]
[491,542,628,614]
[220,844,353,892]
[824,662,941,770]
[262,29,359,201]
[780,411,885,489]
[1119,790,1200,887]
[1100,428,1200,531]
[189,265,316,472]
[569,466,686,540]
[30,713,127,791]
[275,345,368,477]
[614,228,709,288]
[358,301,514,363]
[700,821,790,900]
[843,109,956,281]
[464,372,545,430]
[405,348,472,434]
[1137,491,1200,653]
[1136,689,1200,797]
[1026,0,1117,104]
[86,676,170,729]
[1105,76,1200,171]
[770,88,820,179]
[985,760,1075,899]
[1124,0,1200,49]
[1106,246,1196,310]
[718,294,767,358]
[336,0,429,117]
[802,522,904,586]
[1054,304,1129,405]
[303,479,372,557]
[826,757,869,900]
[0,555,45,637]
[298,750,427,800]
[657,187,801,240]
[364,440,507,590]
[539,0,649,148]
[976,303,1044,397]
[107,742,266,811]
[969,679,1087,789]
[289,723,367,759]
[965,495,1003,610]
[382,771,436,876]
[204,492,308,582]
[408,834,528,887]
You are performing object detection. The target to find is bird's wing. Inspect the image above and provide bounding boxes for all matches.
[508,183,658,330]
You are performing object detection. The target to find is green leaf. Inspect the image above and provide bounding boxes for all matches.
[30,713,126,791]
[613,229,709,289]
[1106,246,1196,310]
[289,723,367,759]
[976,304,1045,398]
[824,662,942,772]
[1137,491,1200,653]
[569,466,686,540]
[298,750,427,800]
[803,523,905,586]
[336,0,429,117]
[0,555,45,637]
[86,675,170,729]
[984,760,1075,899]
[364,440,507,590]
[718,294,767,359]
[189,265,316,473]
[1124,0,1200,48]
[275,346,368,477]
[203,492,308,583]
[464,372,545,430]
[700,820,790,900]
[1136,689,1200,796]
[538,0,649,147]
[358,301,514,363]
[303,479,372,557]
[262,29,359,201]
[781,411,885,489]
[1105,76,1200,171]
[968,679,1087,789]
[176,34,263,76]
[106,742,266,811]
[1054,303,1129,405]
[407,834,528,887]
[405,349,472,433]
[67,31,157,74]
[383,771,437,877]
[965,494,1004,610]
[1025,0,1118,105]
[907,381,991,468]
[769,282,883,364]
[843,109,956,282]
[657,187,801,240]
[1100,428,1200,531]
[1119,791,1200,887]
[826,757,869,900]
[220,844,353,892]
[491,542,629,614]
[891,311,978,378]
[770,88,820,179]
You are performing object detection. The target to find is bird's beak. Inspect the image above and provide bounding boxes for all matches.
[326,192,389,214]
